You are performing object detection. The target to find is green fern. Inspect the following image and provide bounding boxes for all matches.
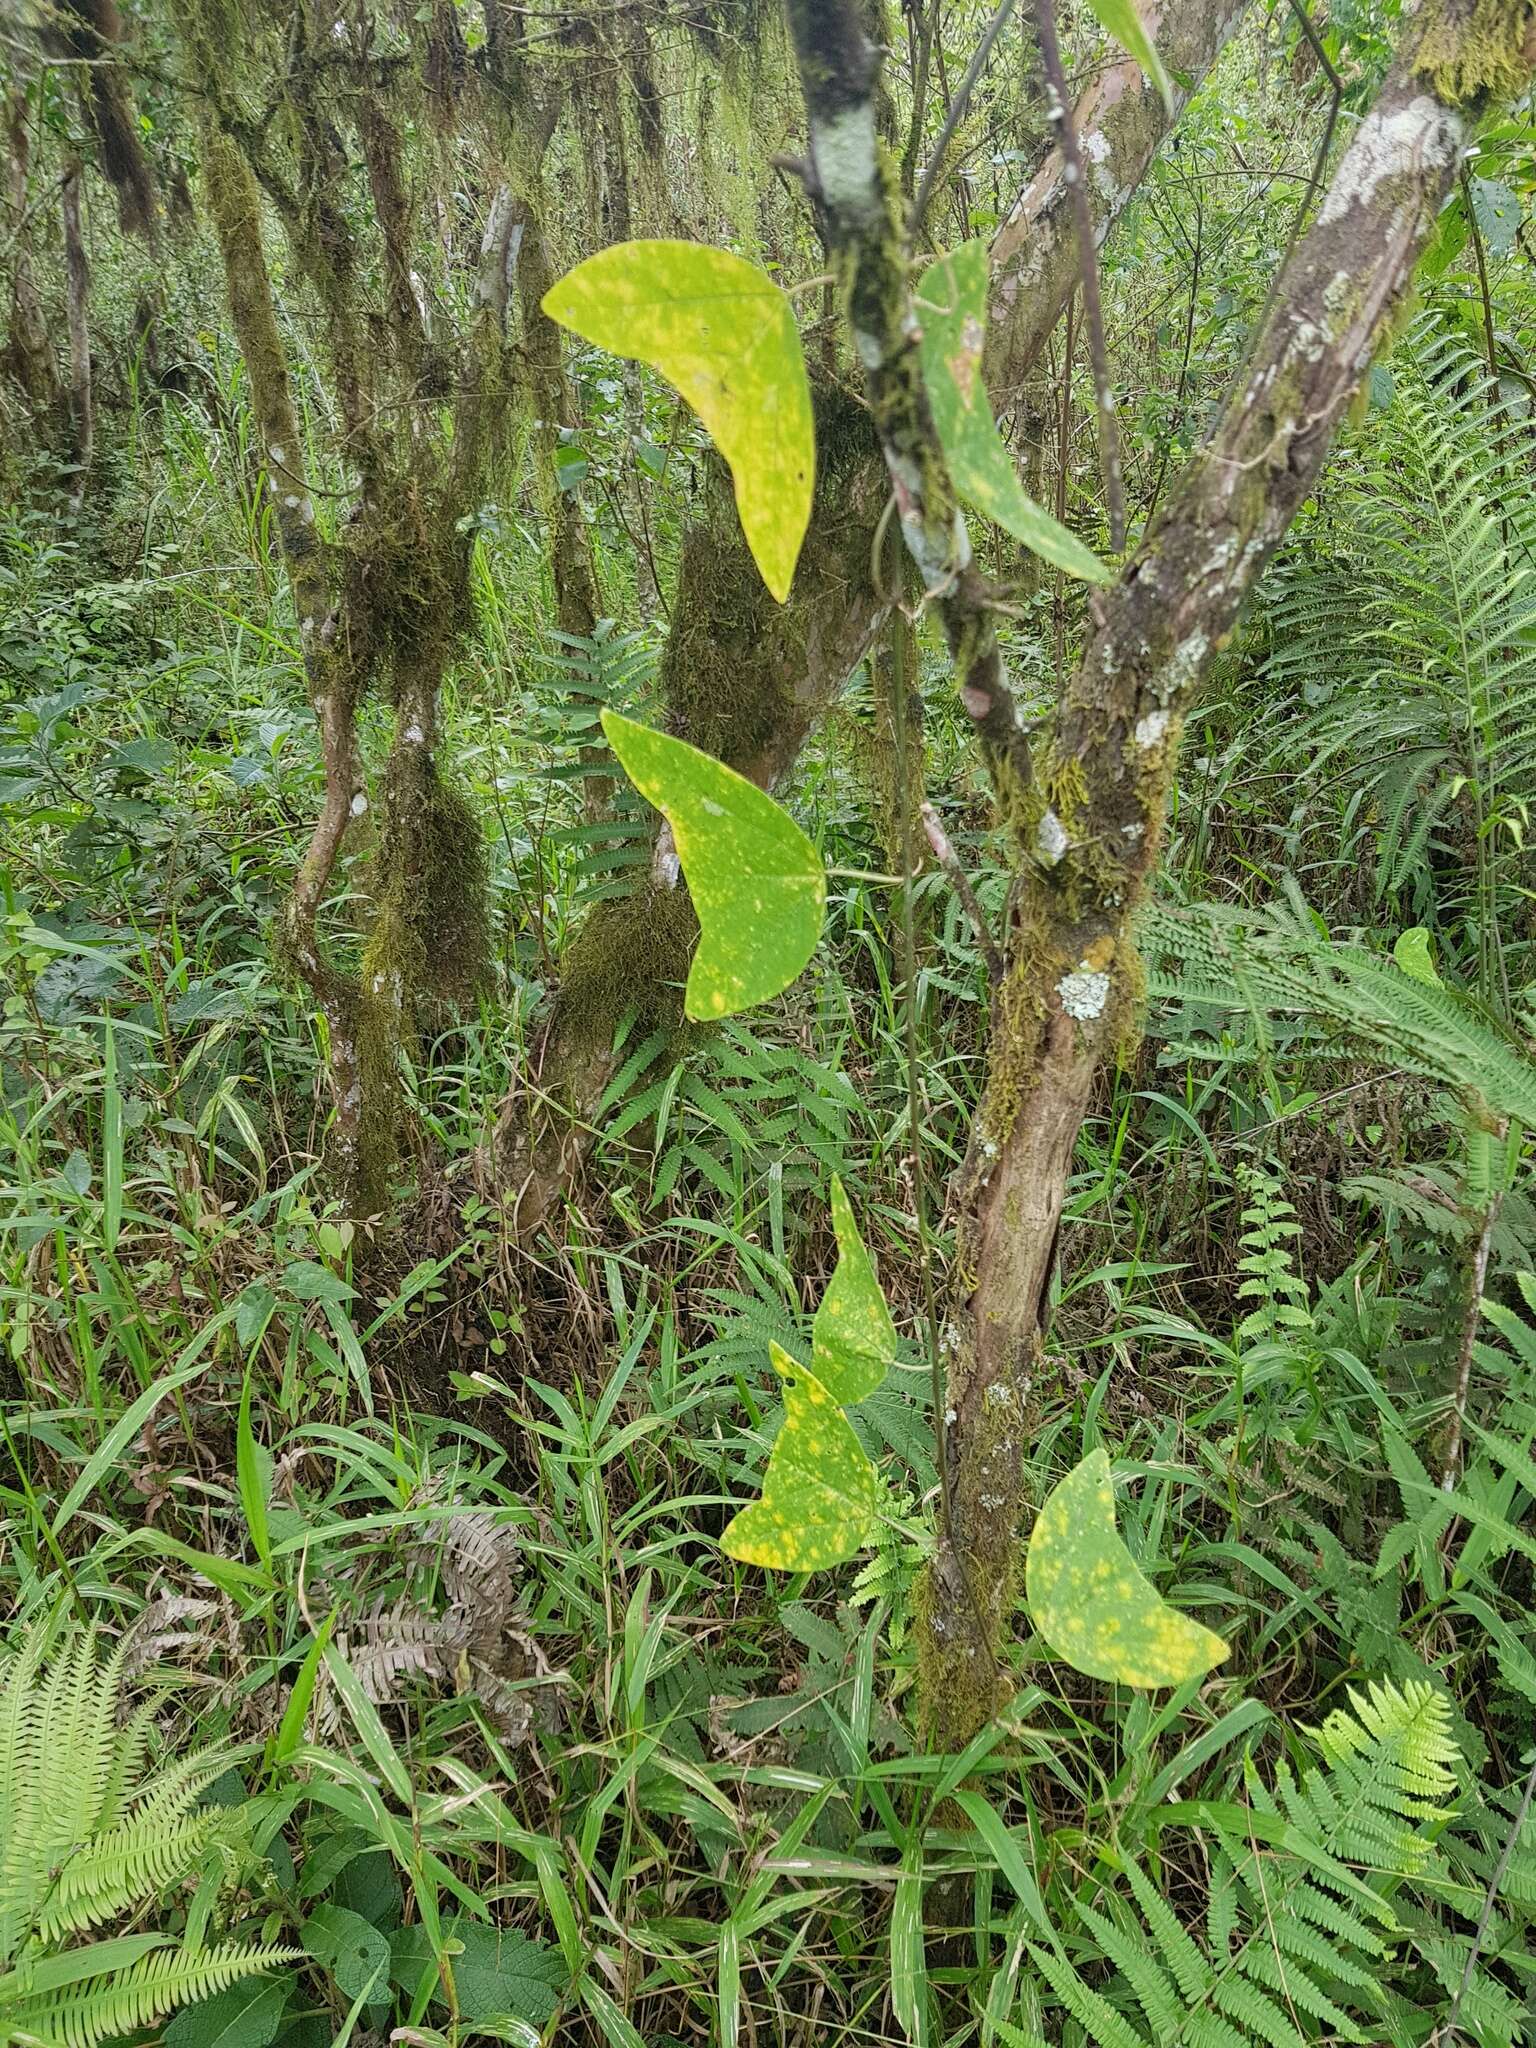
[536,623,659,907]
[1025,1679,1460,2048]
[1142,890,1536,1129]
[0,1626,296,2048]
[1233,1161,1313,1345]
[1258,320,1536,995]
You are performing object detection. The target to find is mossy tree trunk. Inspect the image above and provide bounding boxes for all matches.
[783,0,1535,1752]
[182,0,529,1215]
[487,0,1248,1229]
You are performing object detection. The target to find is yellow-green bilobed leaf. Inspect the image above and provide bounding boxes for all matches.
[542,240,814,602]
[722,1344,880,1571]
[1025,1449,1229,1687]
[600,710,825,1020]
[811,1174,898,1405]
[915,241,1109,584]
[1083,0,1176,113]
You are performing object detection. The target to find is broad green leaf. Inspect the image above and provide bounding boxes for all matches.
[1083,0,1175,113]
[1025,1449,1229,1687]
[1469,174,1521,257]
[389,1922,564,2027]
[915,242,1109,583]
[600,710,825,1019]
[543,240,814,601]
[1394,926,1442,987]
[722,1343,880,1571]
[811,1174,898,1404]
[164,1974,293,2048]
[303,1903,390,2004]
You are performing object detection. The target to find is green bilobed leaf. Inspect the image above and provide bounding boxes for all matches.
[1082,0,1175,112]
[811,1174,898,1404]
[1394,926,1442,987]
[722,1343,880,1571]
[915,241,1109,584]
[1469,174,1521,257]
[542,240,813,601]
[1025,1449,1229,1687]
[599,710,825,1019]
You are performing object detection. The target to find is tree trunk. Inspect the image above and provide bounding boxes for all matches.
[61,163,92,513]
[487,0,1251,1227]
[783,0,1533,1749]
[3,92,58,418]
[489,409,888,1231]
[923,0,1535,1747]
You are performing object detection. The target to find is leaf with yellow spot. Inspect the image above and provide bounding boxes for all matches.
[542,240,814,601]
[721,1343,880,1572]
[810,1175,898,1405]
[1025,1448,1230,1687]
[915,242,1109,584]
[599,711,825,1020]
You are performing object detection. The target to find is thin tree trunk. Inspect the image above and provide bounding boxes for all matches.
[931,3,1532,1743]
[199,127,371,1202]
[784,0,1533,1749]
[3,92,57,416]
[61,163,92,513]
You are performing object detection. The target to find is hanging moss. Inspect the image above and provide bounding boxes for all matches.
[551,883,700,1060]
[349,977,404,1220]
[370,751,492,1009]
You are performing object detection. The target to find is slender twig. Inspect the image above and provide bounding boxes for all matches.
[1462,163,1509,456]
[1243,0,1344,363]
[1034,0,1124,550]
[908,0,1017,239]
[921,803,1004,985]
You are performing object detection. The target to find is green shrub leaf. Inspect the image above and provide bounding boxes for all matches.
[1026,1449,1229,1686]
[301,1905,389,2005]
[163,1975,293,2048]
[600,711,825,1019]
[388,1922,563,2026]
[811,1175,898,1404]
[915,241,1109,583]
[543,240,814,601]
[722,1343,880,1571]
[1393,926,1442,986]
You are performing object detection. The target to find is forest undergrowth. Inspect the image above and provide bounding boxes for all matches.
[2,1,1536,2044]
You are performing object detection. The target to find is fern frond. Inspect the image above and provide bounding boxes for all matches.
[1018,1681,1456,2047]
[3,1941,298,2048]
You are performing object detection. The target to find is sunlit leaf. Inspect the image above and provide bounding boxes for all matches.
[1394,927,1442,987]
[722,1343,880,1571]
[543,240,814,601]
[811,1175,898,1405]
[600,710,825,1020]
[915,241,1110,583]
[1082,0,1175,113]
[1025,1448,1229,1686]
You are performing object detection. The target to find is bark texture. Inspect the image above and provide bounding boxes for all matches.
[785,0,1536,1750]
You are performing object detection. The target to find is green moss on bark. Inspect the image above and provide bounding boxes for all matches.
[1415,0,1536,106]
[551,883,700,1060]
